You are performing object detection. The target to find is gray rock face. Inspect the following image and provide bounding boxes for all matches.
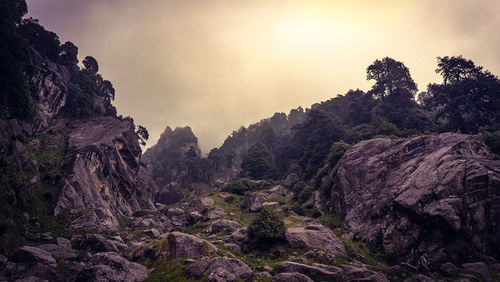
[186,257,253,280]
[168,232,217,258]
[12,246,56,268]
[326,133,500,262]
[244,185,288,212]
[28,50,71,130]
[272,272,314,282]
[285,224,346,255]
[276,261,348,281]
[75,252,149,282]
[55,117,158,229]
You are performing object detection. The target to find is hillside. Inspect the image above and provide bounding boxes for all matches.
[1,1,500,281]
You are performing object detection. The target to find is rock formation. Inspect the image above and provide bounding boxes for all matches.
[326,133,500,263]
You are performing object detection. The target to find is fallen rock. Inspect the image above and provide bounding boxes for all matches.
[188,211,203,223]
[276,261,348,281]
[75,252,149,282]
[12,246,56,268]
[206,267,236,282]
[285,224,346,255]
[210,219,242,234]
[72,234,125,254]
[224,227,248,245]
[244,185,287,212]
[55,237,72,249]
[341,262,389,282]
[462,262,491,282]
[256,271,272,278]
[186,257,253,280]
[224,243,242,253]
[168,232,217,258]
[272,272,314,282]
[38,244,78,260]
[191,197,215,211]
[206,206,227,219]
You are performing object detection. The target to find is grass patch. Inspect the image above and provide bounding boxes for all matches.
[212,193,257,226]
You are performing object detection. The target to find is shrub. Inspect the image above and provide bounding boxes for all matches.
[247,208,285,249]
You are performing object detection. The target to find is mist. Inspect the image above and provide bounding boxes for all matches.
[26,0,500,153]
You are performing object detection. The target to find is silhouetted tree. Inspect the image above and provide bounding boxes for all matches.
[424,56,500,133]
[18,18,60,60]
[241,142,279,180]
[59,41,78,67]
[82,56,99,74]
[367,57,417,101]
[136,125,149,146]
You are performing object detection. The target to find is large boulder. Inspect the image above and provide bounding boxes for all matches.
[285,224,346,255]
[276,261,348,281]
[38,244,78,260]
[209,219,242,234]
[72,234,127,254]
[12,246,57,268]
[168,232,217,258]
[244,185,288,212]
[75,252,149,282]
[186,257,253,280]
[326,133,500,263]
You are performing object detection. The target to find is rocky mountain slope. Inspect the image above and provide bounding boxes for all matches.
[1,2,500,281]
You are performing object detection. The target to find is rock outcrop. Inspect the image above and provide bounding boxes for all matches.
[326,133,500,263]
[285,224,346,255]
[55,117,158,229]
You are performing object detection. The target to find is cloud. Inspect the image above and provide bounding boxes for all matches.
[26,0,500,152]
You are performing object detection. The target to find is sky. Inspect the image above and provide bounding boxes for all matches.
[26,0,500,153]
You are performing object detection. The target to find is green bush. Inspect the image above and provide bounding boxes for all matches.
[241,142,279,180]
[297,186,314,204]
[247,208,285,249]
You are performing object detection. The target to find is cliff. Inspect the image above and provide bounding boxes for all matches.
[326,133,500,264]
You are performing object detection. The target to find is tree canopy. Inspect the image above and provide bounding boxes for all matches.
[241,142,279,180]
[367,57,417,102]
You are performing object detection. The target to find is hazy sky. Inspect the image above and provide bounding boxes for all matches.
[26,0,500,153]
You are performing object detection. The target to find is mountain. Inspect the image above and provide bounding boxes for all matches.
[142,126,211,204]
[1,1,500,281]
